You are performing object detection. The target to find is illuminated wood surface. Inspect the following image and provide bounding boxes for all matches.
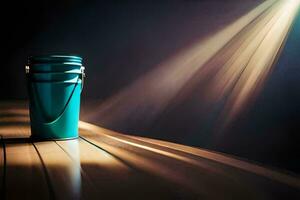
[0,102,299,200]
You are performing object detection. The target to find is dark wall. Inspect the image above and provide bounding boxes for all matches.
[1,0,262,100]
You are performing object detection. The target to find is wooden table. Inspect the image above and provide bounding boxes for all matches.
[0,102,299,199]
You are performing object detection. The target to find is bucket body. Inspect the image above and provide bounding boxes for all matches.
[26,55,85,140]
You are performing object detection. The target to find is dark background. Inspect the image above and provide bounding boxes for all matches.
[1,0,299,173]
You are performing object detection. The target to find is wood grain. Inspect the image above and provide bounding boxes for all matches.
[5,143,50,200]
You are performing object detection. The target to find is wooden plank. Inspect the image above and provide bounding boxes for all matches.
[0,104,31,139]
[78,134,200,200]
[80,124,300,199]
[57,138,188,199]
[0,137,4,199]
[33,141,97,200]
[56,138,130,178]
[5,143,50,200]
[56,139,133,199]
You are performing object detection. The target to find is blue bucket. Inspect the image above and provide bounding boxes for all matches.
[26,55,85,140]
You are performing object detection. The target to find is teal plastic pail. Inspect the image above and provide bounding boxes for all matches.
[26,55,85,140]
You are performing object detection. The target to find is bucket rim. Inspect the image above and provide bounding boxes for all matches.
[30,62,83,67]
[28,54,83,65]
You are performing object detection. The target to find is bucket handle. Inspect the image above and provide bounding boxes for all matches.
[26,66,85,124]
